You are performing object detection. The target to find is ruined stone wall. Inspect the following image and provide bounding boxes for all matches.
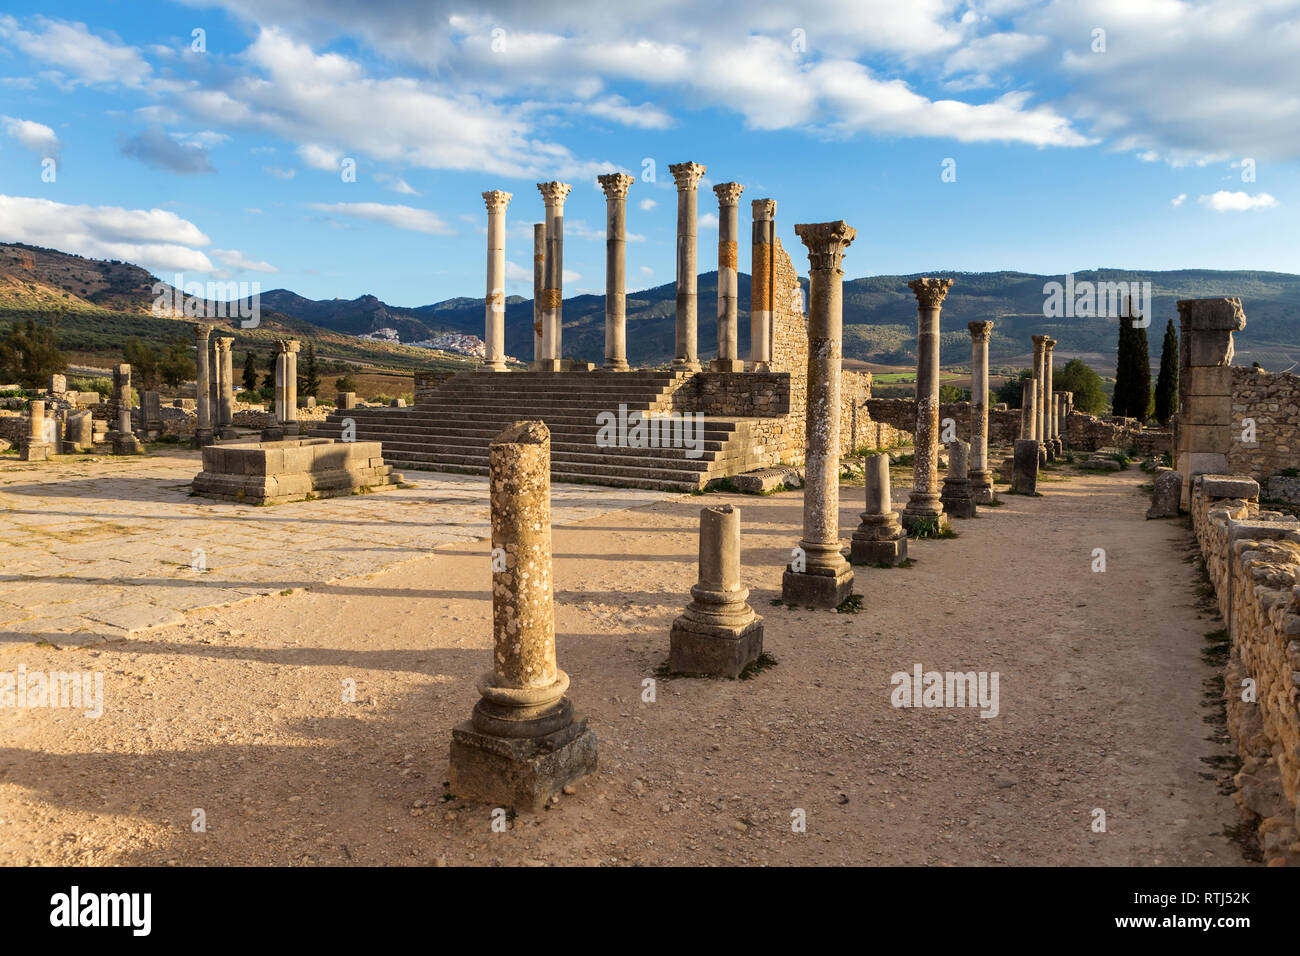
[1192,475,1300,865]
[1064,414,1152,452]
[864,398,1021,448]
[688,372,792,417]
[414,371,458,405]
[1226,366,1300,484]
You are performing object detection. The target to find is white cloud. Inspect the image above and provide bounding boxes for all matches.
[562,268,581,283]
[1170,193,1186,207]
[305,201,454,234]
[264,165,296,179]
[583,94,673,130]
[297,142,342,171]
[0,15,152,88]
[639,198,657,211]
[698,212,718,230]
[376,172,418,195]
[1197,191,1278,213]
[213,248,278,272]
[0,194,215,273]
[2,116,60,156]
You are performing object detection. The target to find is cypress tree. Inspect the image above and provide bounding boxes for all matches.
[1113,312,1133,417]
[242,351,259,393]
[263,351,277,389]
[301,342,321,398]
[1132,318,1152,423]
[1154,318,1179,427]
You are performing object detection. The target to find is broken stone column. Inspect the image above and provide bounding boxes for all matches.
[669,504,763,678]
[712,182,745,372]
[193,326,213,447]
[1175,297,1246,509]
[1020,378,1038,441]
[1146,468,1183,518]
[669,161,706,371]
[596,173,633,371]
[968,320,994,504]
[481,190,512,372]
[850,452,907,566]
[1012,438,1038,495]
[20,400,51,461]
[536,181,572,372]
[1031,334,1051,462]
[1044,337,1060,457]
[262,339,299,440]
[65,410,93,452]
[901,277,954,534]
[112,406,142,455]
[448,420,597,811]
[940,439,976,518]
[782,220,856,608]
[749,198,776,370]
[532,222,545,369]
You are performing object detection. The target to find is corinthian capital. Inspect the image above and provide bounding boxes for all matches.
[752,198,776,221]
[1031,334,1049,352]
[669,161,706,190]
[908,277,953,308]
[597,172,635,199]
[193,323,212,341]
[276,338,301,354]
[968,320,993,342]
[537,181,573,207]
[482,190,512,212]
[713,182,744,206]
[794,220,856,273]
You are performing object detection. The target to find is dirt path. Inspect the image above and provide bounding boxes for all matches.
[0,464,1244,865]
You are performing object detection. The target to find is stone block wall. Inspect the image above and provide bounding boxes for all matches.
[687,372,792,417]
[1191,475,1300,864]
[415,371,458,405]
[1226,366,1300,485]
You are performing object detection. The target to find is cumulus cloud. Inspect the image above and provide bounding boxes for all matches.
[297,142,342,171]
[120,126,215,173]
[0,15,152,87]
[305,201,454,234]
[639,198,657,211]
[0,194,215,273]
[1197,191,1278,213]
[1171,193,1186,207]
[213,248,278,272]
[2,116,60,156]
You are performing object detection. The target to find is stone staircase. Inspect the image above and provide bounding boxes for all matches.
[309,370,783,491]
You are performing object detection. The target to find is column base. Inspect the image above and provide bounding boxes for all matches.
[782,565,853,608]
[193,428,215,449]
[448,710,598,813]
[478,363,508,373]
[940,478,976,518]
[603,359,631,371]
[710,358,745,373]
[260,426,284,442]
[901,494,947,534]
[534,360,563,372]
[1051,438,1063,457]
[1013,439,1039,494]
[111,435,143,455]
[669,613,763,679]
[850,534,907,566]
[969,470,994,504]
[20,441,52,462]
[670,359,702,372]
[215,426,239,440]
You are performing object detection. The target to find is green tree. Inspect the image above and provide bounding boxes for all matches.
[300,341,321,398]
[124,337,163,389]
[1131,318,1152,423]
[995,368,1033,408]
[0,318,66,389]
[1056,359,1107,415]
[1112,313,1133,417]
[263,351,277,389]
[242,351,259,393]
[158,337,197,389]
[334,371,357,393]
[938,383,967,403]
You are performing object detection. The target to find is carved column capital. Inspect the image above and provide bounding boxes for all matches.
[967,320,993,342]
[713,182,744,206]
[751,198,776,220]
[794,220,857,273]
[669,161,707,191]
[908,277,954,308]
[482,190,513,212]
[597,172,635,200]
[536,181,572,208]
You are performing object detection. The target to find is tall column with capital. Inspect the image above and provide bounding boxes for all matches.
[597,173,634,371]
[215,337,235,436]
[669,162,706,371]
[712,182,745,372]
[537,181,571,372]
[750,199,776,370]
[532,223,545,368]
[1044,338,1059,456]
[482,190,511,372]
[193,325,213,447]
[1031,334,1049,461]
[901,278,955,533]
[782,220,856,609]
[967,320,994,504]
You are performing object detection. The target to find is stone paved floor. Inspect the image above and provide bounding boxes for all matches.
[0,448,674,648]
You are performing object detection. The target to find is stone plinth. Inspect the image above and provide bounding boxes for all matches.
[669,504,763,678]
[449,421,597,811]
[65,411,93,452]
[940,439,976,518]
[1176,297,1247,509]
[111,408,142,455]
[21,400,52,461]
[851,452,907,566]
[1147,468,1183,518]
[1012,439,1038,495]
[337,392,357,410]
[192,437,402,504]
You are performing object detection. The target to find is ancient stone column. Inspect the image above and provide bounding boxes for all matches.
[193,326,213,447]
[481,190,512,372]
[712,182,745,372]
[901,277,954,534]
[968,320,994,503]
[782,220,856,608]
[1175,297,1247,509]
[20,400,50,461]
[1054,390,1070,450]
[537,182,571,372]
[448,420,597,811]
[597,173,634,371]
[1044,337,1060,456]
[850,452,907,566]
[112,406,142,454]
[940,439,976,518]
[215,337,235,436]
[1020,379,1037,441]
[282,340,300,431]
[669,161,706,371]
[669,504,763,678]
[750,199,776,370]
[1031,334,1050,461]
[532,222,545,369]
[66,411,93,452]
[1012,438,1039,494]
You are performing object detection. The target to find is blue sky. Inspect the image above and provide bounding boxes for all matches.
[0,0,1296,307]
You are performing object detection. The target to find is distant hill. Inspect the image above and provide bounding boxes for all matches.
[4,242,1298,372]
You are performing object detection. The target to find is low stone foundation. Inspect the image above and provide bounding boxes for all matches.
[192,437,403,504]
[1191,474,1300,865]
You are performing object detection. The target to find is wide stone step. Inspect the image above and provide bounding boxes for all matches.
[386,450,714,485]
[366,442,719,471]
[314,420,737,440]
[392,460,702,492]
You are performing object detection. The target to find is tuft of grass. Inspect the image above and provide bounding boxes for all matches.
[739,651,778,680]
[836,593,864,614]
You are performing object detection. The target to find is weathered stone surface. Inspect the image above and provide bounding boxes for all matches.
[851,452,906,566]
[1146,468,1183,518]
[901,277,953,533]
[481,189,512,371]
[598,172,635,371]
[730,465,803,493]
[940,439,976,518]
[1012,438,1038,494]
[192,437,402,504]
